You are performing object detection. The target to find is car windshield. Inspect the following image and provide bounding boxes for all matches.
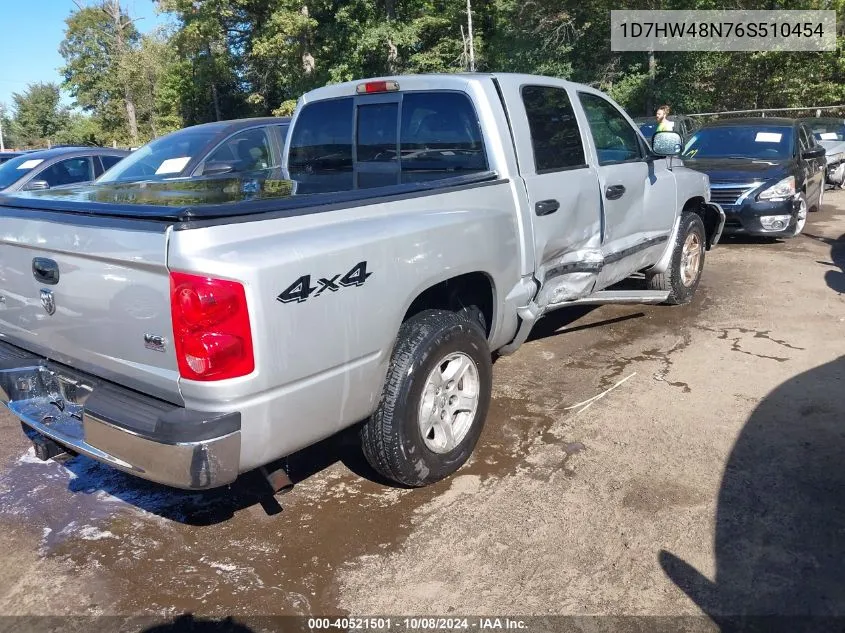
[682,126,793,160]
[97,129,218,183]
[807,121,845,142]
[0,154,45,189]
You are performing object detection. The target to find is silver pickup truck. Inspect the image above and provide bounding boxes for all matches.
[0,73,724,492]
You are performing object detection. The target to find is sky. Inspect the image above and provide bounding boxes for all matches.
[0,0,172,111]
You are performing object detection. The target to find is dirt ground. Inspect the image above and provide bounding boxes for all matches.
[1,190,844,633]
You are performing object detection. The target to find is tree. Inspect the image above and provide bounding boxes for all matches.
[11,83,69,147]
[0,103,17,150]
[60,1,142,144]
[54,112,106,146]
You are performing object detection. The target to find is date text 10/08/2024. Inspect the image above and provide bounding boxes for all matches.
[307,618,529,630]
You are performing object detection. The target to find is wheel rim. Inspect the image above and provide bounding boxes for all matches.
[679,232,703,287]
[418,352,480,454]
[795,198,808,235]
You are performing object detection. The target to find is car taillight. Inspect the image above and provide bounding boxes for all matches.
[170,272,254,381]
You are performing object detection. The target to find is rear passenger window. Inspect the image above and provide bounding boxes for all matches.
[287,91,486,193]
[522,86,586,172]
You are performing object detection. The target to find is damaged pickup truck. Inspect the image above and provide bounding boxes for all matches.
[0,73,724,492]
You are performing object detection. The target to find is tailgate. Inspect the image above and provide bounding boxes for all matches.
[0,211,181,405]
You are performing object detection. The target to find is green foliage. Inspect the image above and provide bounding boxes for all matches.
[54,113,107,146]
[12,0,845,148]
[11,83,70,147]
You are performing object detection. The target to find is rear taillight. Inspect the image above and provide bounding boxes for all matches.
[170,272,254,381]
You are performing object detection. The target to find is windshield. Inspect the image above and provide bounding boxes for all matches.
[682,126,793,160]
[807,121,845,142]
[97,129,218,183]
[0,154,45,189]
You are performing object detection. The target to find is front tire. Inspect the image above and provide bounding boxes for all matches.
[646,212,706,305]
[792,193,808,236]
[361,309,492,487]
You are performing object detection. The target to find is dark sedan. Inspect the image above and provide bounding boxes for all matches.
[0,151,26,165]
[681,118,826,238]
[97,117,291,184]
[0,147,130,193]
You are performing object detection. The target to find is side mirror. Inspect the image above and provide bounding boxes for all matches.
[652,131,683,157]
[802,146,826,159]
[202,161,236,176]
[23,180,49,191]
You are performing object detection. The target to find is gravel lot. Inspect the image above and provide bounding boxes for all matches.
[1,190,844,632]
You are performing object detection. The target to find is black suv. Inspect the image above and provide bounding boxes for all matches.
[681,118,826,238]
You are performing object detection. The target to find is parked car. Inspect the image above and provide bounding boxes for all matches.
[96,117,291,184]
[799,117,845,189]
[0,151,26,165]
[0,73,723,494]
[634,114,698,145]
[0,147,130,193]
[680,118,826,237]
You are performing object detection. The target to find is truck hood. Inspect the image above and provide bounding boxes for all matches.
[682,157,793,183]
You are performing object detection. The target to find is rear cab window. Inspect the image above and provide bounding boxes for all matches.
[287,90,488,194]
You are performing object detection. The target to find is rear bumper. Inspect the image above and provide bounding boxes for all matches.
[0,340,240,490]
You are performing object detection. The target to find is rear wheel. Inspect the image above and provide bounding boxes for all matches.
[646,212,706,305]
[361,309,492,487]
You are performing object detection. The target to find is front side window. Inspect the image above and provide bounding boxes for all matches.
[521,85,586,173]
[798,126,811,152]
[578,92,643,166]
[39,157,94,187]
[203,127,275,174]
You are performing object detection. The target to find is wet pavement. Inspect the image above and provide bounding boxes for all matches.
[1,191,844,629]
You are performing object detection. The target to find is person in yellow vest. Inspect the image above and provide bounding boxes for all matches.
[656,104,675,132]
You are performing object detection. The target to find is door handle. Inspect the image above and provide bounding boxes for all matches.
[605,185,626,200]
[535,199,560,216]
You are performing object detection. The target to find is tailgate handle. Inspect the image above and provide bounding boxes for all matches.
[32,258,59,285]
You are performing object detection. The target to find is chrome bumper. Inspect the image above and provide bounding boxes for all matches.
[0,346,241,490]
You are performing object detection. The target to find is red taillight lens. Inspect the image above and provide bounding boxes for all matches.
[355,80,400,94]
[170,272,254,381]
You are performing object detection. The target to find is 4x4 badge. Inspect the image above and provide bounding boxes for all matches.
[40,289,56,316]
